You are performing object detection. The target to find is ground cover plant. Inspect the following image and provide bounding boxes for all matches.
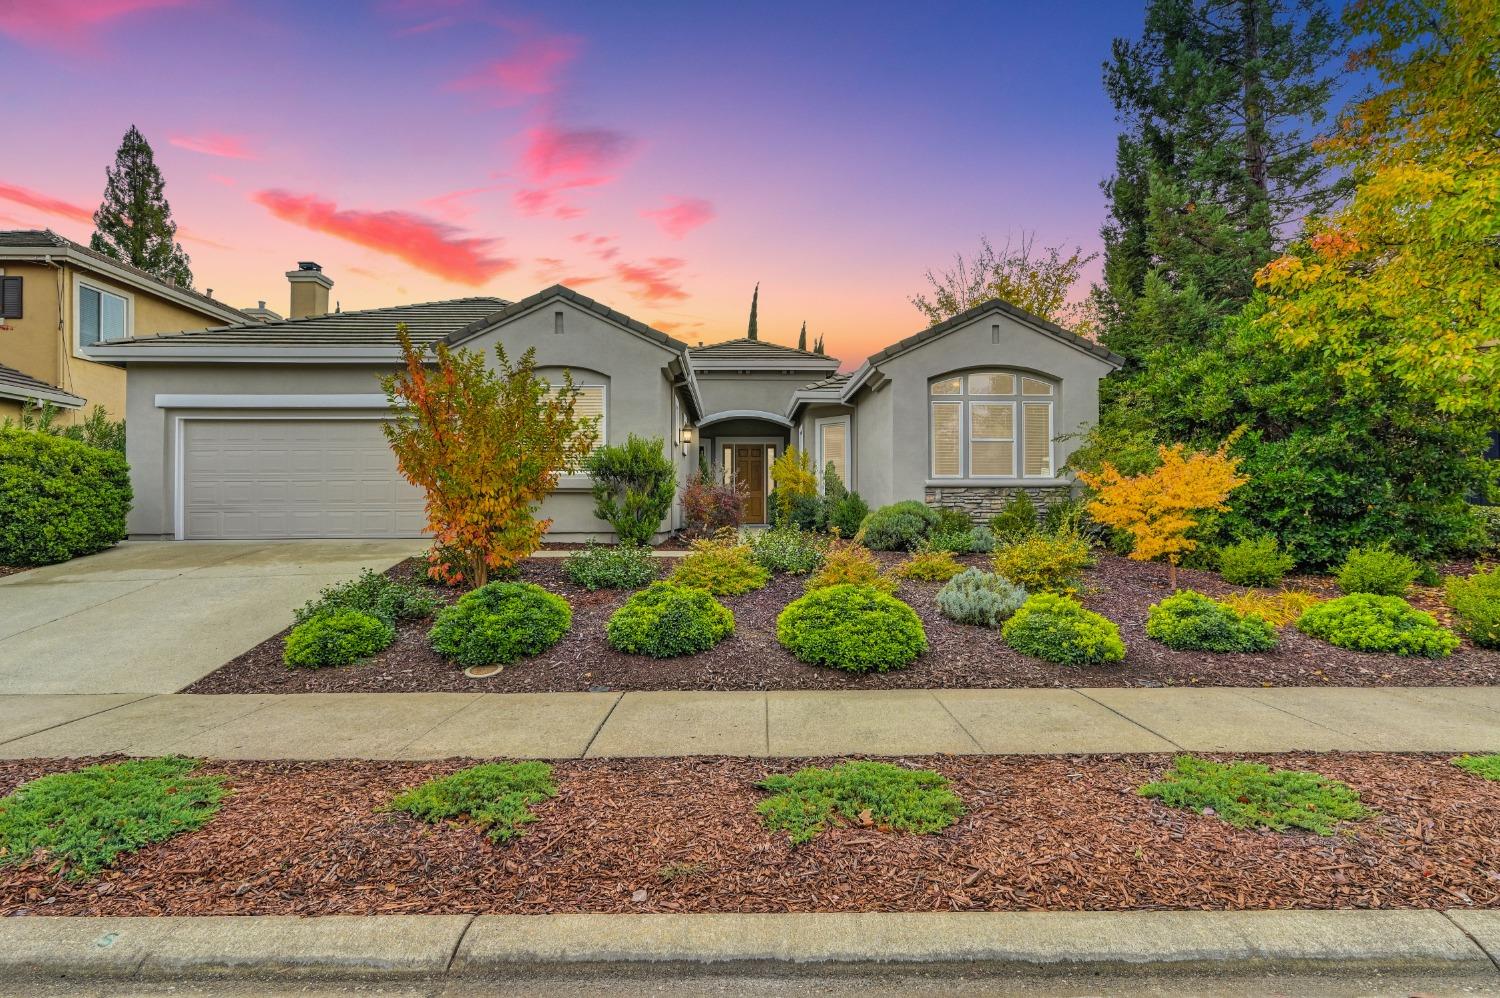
[893,549,963,582]
[283,609,396,669]
[670,533,770,595]
[428,581,571,667]
[1337,544,1421,597]
[777,584,927,672]
[0,757,225,879]
[1453,755,1500,781]
[803,540,896,594]
[606,581,735,657]
[857,500,939,551]
[384,762,556,844]
[1445,567,1500,649]
[936,567,1026,627]
[1296,594,1459,657]
[1146,590,1277,653]
[563,542,658,591]
[1137,756,1371,835]
[0,428,132,566]
[990,531,1093,593]
[1217,537,1296,587]
[1217,590,1321,628]
[294,568,437,626]
[1002,592,1125,665]
[750,526,826,575]
[584,435,676,546]
[756,761,964,845]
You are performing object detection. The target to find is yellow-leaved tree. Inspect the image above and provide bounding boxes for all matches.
[769,447,817,524]
[1079,436,1249,589]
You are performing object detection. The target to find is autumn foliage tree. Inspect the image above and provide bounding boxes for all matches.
[1080,436,1249,589]
[382,326,597,588]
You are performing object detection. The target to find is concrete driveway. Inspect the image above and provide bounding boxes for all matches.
[0,541,422,695]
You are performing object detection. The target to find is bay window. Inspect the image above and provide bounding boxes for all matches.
[929,370,1055,480]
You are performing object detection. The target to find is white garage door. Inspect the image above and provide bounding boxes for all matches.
[181,419,427,539]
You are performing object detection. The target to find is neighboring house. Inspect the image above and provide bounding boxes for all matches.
[86,282,1122,541]
[0,229,251,423]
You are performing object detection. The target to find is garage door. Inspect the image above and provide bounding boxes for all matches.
[181,419,427,539]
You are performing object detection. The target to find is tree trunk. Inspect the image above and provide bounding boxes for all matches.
[1168,559,1178,591]
[1241,0,1269,195]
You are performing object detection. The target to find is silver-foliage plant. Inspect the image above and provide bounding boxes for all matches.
[936,567,1027,628]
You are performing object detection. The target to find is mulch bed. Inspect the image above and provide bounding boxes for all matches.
[0,565,29,579]
[2,752,1497,916]
[184,553,1500,694]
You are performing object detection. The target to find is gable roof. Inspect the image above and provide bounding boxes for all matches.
[0,230,252,325]
[866,297,1124,369]
[687,337,839,369]
[0,363,85,408]
[446,284,689,353]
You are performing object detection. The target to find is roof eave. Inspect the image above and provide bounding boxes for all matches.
[0,383,86,408]
[0,244,252,325]
[689,358,841,372]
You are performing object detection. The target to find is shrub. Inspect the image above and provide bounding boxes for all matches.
[670,533,770,595]
[419,545,468,586]
[1336,543,1421,596]
[1042,497,1103,542]
[769,447,817,524]
[822,490,870,539]
[932,506,974,535]
[428,582,572,667]
[936,568,1026,627]
[857,500,939,551]
[283,609,395,668]
[991,531,1094,593]
[893,549,963,582]
[293,568,437,626]
[777,584,927,672]
[1470,505,1500,557]
[563,542,658,590]
[1146,590,1278,653]
[606,581,734,657]
[1218,536,1296,587]
[750,527,826,575]
[0,428,131,566]
[1218,589,1322,627]
[1001,592,1125,665]
[988,491,1038,539]
[584,434,676,545]
[804,540,896,594]
[1453,754,1500,781]
[385,762,555,844]
[770,488,822,531]
[756,761,964,845]
[1445,567,1500,649]
[1296,594,1460,657]
[1138,756,1371,835]
[682,468,744,536]
[0,757,225,879]
[926,524,997,554]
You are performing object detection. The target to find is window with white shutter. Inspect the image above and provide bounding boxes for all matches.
[1022,401,1053,477]
[930,402,962,478]
[928,370,1056,480]
[545,383,606,470]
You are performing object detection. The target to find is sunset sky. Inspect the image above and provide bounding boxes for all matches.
[0,0,1143,363]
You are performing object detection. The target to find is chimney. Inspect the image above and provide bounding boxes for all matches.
[240,299,282,324]
[286,261,333,319]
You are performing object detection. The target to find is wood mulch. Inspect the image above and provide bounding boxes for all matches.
[183,553,1500,694]
[2,752,1497,916]
[0,565,29,579]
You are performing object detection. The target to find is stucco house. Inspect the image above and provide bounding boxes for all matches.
[0,230,252,422]
[85,279,1123,541]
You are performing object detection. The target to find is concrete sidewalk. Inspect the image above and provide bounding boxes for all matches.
[1,686,1497,760]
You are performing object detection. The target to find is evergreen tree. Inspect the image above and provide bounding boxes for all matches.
[745,282,759,340]
[812,334,825,355]
[797,321,807,351]
[90,126,193,286]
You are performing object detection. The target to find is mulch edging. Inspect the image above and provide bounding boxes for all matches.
[183,553,1500,694]
[2,752,1497,916]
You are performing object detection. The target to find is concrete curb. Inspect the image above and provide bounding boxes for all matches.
[0,911,1496,982]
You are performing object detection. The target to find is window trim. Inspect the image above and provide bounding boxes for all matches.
[813,414,851,493]
[74,277,134,351]
[927,369,1057,482]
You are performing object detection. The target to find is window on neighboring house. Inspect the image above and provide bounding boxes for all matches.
[815,416,850,490]
[0,276,21,319]
[78,283,129,345]
[929,370,1055,480]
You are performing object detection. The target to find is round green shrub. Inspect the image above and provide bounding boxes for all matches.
[428,582,572,667]
[606,581,735,657]
[776,584,927,672]
[283,609,395,669]
[1336,543,1421,596]
[988,491,1038,540]
[0,428,132,566]
[1217,536,1296,587]
[1445,567,1500,649]
[563,542,658,590]
[1296,593,1460,657]
[1001,592,1126,665]
[936,568,1026,627]
[822,490,869,539]
[1146,590,1278,652]
[856,500,939,551]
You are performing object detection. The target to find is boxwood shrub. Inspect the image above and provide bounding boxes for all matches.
[0,428,132,566]
[429,581,572,667]
[1001,592,1125,665]
[1445,567,1500,649]
[1217,536,1295,587]
[1336,543,1421,597]
[1146,590,1278,653]
[606,581,734,657]
[1295,593,1459,657]
[856,500,939,551]
[776,584,927,672]
[294,568,437,626]
[563,542,658,591]
[936,568,1026,627]
[284,609,396,669]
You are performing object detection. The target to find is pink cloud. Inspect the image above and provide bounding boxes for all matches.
[421,184,503,222]
[169,131,257,160]
[0,0,188,53]
[0,182,93,224]
[251,189,516,286]
[532,256,605,287]
[449,33,581,105]
[642,197,715,239]
[520,125,633,184]
[614,257,689,304]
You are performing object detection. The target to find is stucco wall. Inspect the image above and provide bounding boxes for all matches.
[792,402,857,491]
[695,370,828,419]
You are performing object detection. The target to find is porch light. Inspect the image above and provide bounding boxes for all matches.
[679,425,694,454]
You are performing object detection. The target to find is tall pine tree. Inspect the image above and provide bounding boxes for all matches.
[745,282,759,340]
[90,126,193,286]
[797,321,807,351]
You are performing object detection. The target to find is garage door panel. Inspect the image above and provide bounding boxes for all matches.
[182,419,426,539]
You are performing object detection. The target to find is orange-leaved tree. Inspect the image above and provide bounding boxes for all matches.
[1078,435,1248,589]
[381,325,597,588]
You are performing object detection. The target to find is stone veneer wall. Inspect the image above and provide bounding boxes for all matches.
[925,485,1074,524]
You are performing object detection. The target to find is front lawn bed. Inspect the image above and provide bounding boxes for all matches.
[184,554,1500,694]
[2,752,1497,915]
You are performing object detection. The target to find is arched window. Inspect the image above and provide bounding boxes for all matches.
[929,370,1055,480]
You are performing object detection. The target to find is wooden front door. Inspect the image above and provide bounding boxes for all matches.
[734,444,767,523]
